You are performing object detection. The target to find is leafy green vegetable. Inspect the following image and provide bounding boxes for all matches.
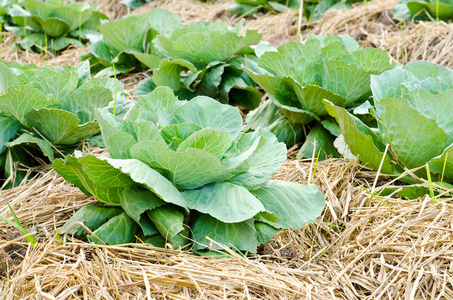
[0,60,132,188]
[244,35,395,158]
[82,9,180,75]
[326,60,453,185]
[55,87,325,254]
[5,0,108,53]
[136,20,263,109]
[393,0,453,22]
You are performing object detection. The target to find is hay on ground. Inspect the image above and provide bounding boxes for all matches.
[1,157,453,299]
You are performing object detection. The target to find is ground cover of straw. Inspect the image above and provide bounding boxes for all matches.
[1,0,453,298]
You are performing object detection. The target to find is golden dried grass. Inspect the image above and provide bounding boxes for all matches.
[1,157,452,299]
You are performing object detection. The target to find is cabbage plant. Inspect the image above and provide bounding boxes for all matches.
[82,9,181,76]
[54,87,325,254]
[0,61,132,188]
[244,35,395,159]
[5,0,107,52]
[393,0,453,22]
[325,61,453,183]
[135,20,263,109]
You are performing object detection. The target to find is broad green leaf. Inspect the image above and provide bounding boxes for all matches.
[146,205,188,248]
[153,59,197,90]
[379,98,447,169]
[77,155,134,188]
[132,52,162,69]
[404,60,453,81]
[95,157,188,209]
[250,181,325,229]
[130,141,231,190]
[134,121,166,144]
[176,128,233,159]
[370,69,418,102]
[5,133,54,161]
[405,89,453,145]
[0,85,59,125]
[297,123,340,160]
[60,87,113,124]
[100,15,148,52]
[258,41,323,85]
[120,187,164,236]
[0,62,19,93]
[51,36,83,51]
[245,99,280,131]
[0,115,23,154]
[30,16,70,37]
[60,205,123,235]
[25,108,99,145]
[324,100,397,174]
[192,214,258,252]
[173,96,243,138]
[142,8,181,38]
[322,60,373,103]
[407,1,453,20]
[255,222,279,244]
[340,48,395,73]
[90,212,138,245]
[53,156,124,206]
[182,182,268,223]
[134,86,185,120]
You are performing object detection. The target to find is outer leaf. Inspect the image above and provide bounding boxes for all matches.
[429,144,453,181]
[250,180,325,229]
[90,212,138,245]
[379,98,447,169]
[0,115,23,154]
[0,85,59,125]
[192,214,258,252]
[130,141,231,190]
[77,155,188,209]
[255,222,279,244]
[60,87,113,124]
[182,182,268,223]
[25,108,100,145]
[60,205,123,235]
[5,133,54,161]
[405,89,453,145]
[146,205,188,248]
[0,62,19,93]
[120,187,164,236]
[53,156,124,206]
[324,100,397,174]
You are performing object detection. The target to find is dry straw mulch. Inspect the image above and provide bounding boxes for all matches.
[1,157,453,299]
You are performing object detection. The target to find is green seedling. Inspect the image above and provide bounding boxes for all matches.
[0,194,37,247]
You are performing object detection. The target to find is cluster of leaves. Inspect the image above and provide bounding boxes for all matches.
[3,0,107,53]
[244,35,395,159]
[135,20,263,109]
[81,9,181,76]
[325,61,453,186]
[393,0,453,22]
[304,0,365,20]
[228,0,300,16]
[0,61,132,189]
[55,87,325,254]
